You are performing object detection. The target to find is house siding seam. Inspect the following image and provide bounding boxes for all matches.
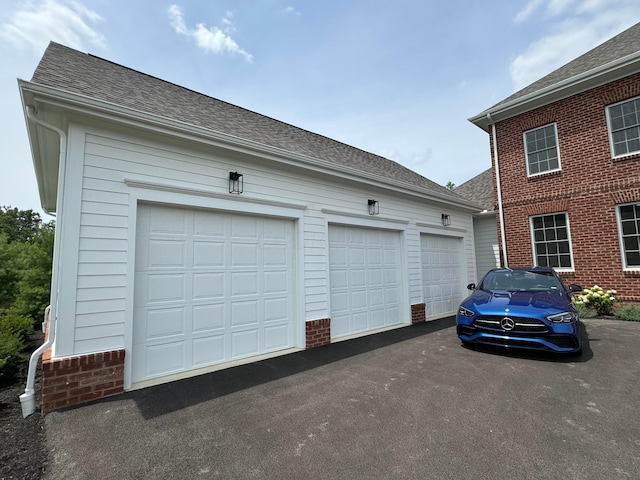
[492,72,640,301]
[41,349,125,414]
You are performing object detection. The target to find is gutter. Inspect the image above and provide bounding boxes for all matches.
[19,80,479,213]
[19,105,67,417]
[470,50,640,131]
[488,113,508,267]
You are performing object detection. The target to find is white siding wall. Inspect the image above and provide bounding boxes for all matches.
[473,214,500,282]
[58,123,476,357]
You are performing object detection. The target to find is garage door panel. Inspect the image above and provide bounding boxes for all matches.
[147,274,185,303]
[193,273,224,299]
[232,329,259,358]
[193,241,224,267]
[146,341,184,376]
[231,272,258,295]
[264,324,290,350]
[231,216,258,239]
[264,298,288,322]
[192,335,225,366]
[144,308,185,339]
[133,205,295,385]
[329,225,404,340]
[231,300,258,326]
[193,304,224,332]
[421,234,463,319]
[350,269,366,287]
[264,271,288,294]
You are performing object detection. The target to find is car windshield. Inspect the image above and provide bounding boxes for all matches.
[479,270,562,292]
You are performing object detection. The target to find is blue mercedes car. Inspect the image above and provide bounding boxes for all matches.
[456,267,583,354]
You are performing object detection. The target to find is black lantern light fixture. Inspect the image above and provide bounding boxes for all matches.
[368,199,379,215]
[441,213,451,226]
[229,171,243,194]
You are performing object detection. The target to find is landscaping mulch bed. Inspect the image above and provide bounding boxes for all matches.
[1,336,47,480]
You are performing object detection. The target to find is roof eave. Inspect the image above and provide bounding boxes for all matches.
[20,80,480,213]
[469,51,640,132]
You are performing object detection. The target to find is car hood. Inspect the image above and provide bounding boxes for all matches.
[463,289,573,317]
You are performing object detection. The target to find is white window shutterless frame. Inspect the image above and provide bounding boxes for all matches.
[523,123,561,176]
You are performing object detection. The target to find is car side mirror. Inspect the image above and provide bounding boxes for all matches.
[467,283,476,290]
[568,284,583,293]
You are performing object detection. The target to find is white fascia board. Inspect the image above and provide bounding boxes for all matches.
[20,80,480,213]
[469,52,640,132]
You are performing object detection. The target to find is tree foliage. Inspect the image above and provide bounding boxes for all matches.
[0,206,54,381]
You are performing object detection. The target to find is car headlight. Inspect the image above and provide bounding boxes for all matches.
[458,306,475,317]
[547,311,576,323]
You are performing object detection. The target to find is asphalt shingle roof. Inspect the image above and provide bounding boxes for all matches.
[492,21,640,109]
[31,42,454,196]
[454,168,494,211]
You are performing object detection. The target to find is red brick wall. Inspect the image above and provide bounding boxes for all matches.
[411,303,426,324]
[492,73,640,301]
[305,318,331,348]
[42,350,125,414]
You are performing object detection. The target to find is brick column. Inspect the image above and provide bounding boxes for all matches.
[306,318,331,348]
[411,303,426,324]
[42,350,125,414]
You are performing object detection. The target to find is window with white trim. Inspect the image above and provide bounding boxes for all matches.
[617,203,640,269]
[523,123,560,176]
[607,97,640,157]
[530,213,573,269]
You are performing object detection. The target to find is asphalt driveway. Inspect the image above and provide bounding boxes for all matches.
[44,317,640,480]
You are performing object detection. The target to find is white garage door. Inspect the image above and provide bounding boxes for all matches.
[329,225,403,339]
[132,204,295,385]
[421,234,464,319]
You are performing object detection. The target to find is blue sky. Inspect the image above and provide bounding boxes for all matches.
[2,0,640,217]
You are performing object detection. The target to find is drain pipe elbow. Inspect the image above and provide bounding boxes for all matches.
[20,306,53,417]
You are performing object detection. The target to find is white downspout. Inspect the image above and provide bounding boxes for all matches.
[19,105,66,417]
[488,113,508,267]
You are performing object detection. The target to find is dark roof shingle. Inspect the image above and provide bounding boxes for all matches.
[31,42,452,195]
[493,22,640,109]
[455,168,494,211]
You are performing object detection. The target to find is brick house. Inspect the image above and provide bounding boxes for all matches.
[469,22,640,303]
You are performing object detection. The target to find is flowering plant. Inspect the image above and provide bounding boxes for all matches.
[573,285,617,316]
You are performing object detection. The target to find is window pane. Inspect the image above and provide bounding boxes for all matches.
[622,220,637,235]
[620,205,635,220]
[626,251,640,267]
[533,217,543,229]
[560,255,572,268]
[525,124,559,174]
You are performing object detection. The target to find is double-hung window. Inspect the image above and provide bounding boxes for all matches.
[530,213,573,269]
[523,123,560,176]
[607,97,640,157]
[617,203,640,269]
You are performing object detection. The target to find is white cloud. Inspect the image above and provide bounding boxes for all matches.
[510,0,640,91]
[0,0,105,52]
[168,5,253,62]
[283,6,301,16]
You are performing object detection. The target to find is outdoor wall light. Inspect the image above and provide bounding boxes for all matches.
[368,199,379,215]
[229,171,243,194]
[442,213,451,226]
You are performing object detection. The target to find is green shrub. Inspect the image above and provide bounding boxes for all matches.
[0,313,34,383]
[574,285,616,316]
[0,331,26,383]
[615,305,640,322]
